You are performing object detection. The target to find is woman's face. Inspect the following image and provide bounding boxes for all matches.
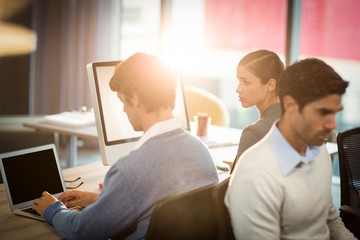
[236,65,268,108]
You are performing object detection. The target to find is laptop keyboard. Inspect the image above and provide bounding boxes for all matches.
[22,208,41,216]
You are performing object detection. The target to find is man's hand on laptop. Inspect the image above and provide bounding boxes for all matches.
[32,191,58,216]
[58,190,99,208]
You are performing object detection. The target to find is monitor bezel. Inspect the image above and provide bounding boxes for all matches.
[91,61,141,146]
[87,60,191,166]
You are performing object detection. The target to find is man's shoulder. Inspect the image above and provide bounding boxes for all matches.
[238,139,278,169]
[120,128,210,163]
[145,128,207,149]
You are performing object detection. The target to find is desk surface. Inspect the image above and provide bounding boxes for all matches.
[23,121,241,147]
[23,120,243,168]
[23,120,338,154]
[0,162,110,239]
[0,146,232,239]
[0,139,338,239]
[23,121,98,140]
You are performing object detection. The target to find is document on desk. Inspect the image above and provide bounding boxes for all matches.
[44,111,95,128]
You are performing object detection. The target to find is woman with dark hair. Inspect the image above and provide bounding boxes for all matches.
[231,50,285,173]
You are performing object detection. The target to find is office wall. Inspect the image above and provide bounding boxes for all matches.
[0,2,32,114]
[0,56,30,114]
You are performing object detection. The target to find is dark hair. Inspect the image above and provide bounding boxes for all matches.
[279,58,349,111]
[238,49,285,90]
[109,53,177,112]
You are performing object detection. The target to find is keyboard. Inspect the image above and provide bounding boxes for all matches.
[22,207,41,216]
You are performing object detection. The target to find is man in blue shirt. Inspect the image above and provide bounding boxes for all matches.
[33,53,219,239]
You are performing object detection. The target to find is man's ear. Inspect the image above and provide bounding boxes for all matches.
[266,79,277,93]
[282,95,298,112]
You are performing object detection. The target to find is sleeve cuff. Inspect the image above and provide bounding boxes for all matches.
[43,201,67,225]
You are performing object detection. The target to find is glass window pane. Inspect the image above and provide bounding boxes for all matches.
[300,0,360,61]
[205,0,287,54]
[299,0,360,132]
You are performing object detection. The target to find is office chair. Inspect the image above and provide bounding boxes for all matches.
[184,85,231,127]
[145,183,219,240]
[212,177,235,240]
[336,127,360,238]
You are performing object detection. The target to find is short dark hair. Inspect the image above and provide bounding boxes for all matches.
[109,53,177,112]
[279,58,349,111]
[238,49,284,90]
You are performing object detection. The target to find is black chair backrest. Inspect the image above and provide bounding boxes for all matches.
[337,127,360,208]
[145,183,219,240]
[212,177,235,240]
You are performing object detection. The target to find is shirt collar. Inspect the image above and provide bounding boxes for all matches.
[133,118,183,151]
[268,121,320,176]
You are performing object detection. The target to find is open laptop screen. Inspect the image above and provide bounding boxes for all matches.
[0,144,65,206]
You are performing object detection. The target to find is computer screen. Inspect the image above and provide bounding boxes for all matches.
[0,144,65,208]
[87,60,190,165]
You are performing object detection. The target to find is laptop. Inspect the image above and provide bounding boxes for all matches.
[0,144,66,221]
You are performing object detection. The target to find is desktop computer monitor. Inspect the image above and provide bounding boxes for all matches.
[87,60,190,165]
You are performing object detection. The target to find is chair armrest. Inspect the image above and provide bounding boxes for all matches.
[340,205,360,218]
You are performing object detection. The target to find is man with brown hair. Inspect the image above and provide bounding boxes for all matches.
[33,53,218,239]
[227,58,356,239]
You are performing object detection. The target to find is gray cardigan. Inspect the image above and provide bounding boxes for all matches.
[44,128,219,240]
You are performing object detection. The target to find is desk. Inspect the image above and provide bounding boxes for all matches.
[23,121,242,168]
[0,141,338,239]
[326,142,338,156]
[0,161,109,240]
[0,146,232,239]
[23,120,338,167]
[23,122,98,168]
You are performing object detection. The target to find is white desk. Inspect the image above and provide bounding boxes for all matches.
[0,146,231,239]
[0,162,109,239]
[326,142,338,156]
[23,121,243,168]
[23,121,98,168]
[23,119,338,169]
